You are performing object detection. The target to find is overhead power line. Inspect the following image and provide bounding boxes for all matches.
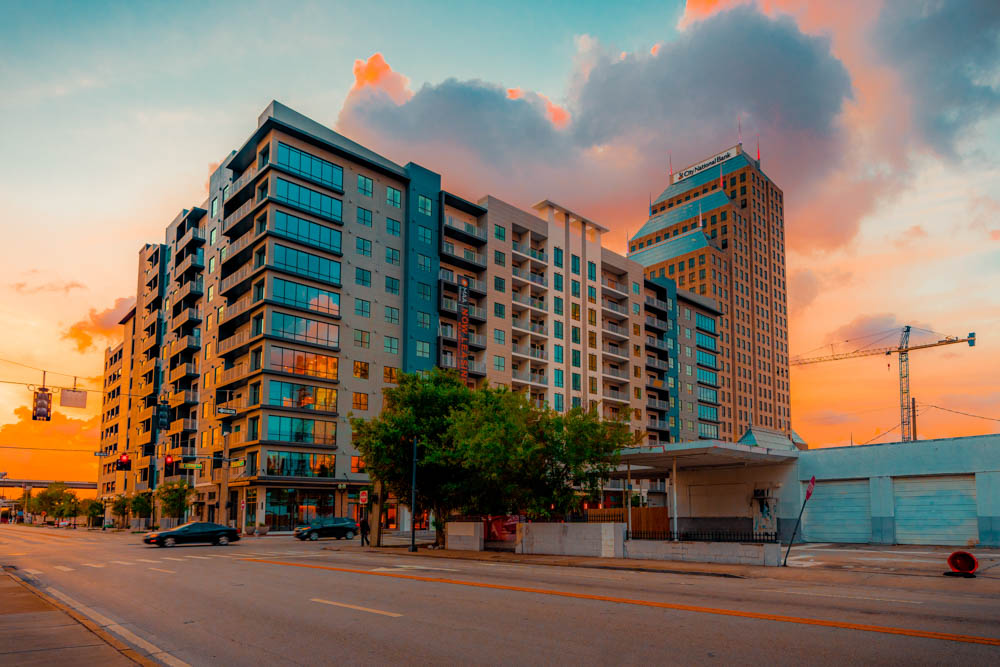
[0,444,97,453]
[922,404,1000,423]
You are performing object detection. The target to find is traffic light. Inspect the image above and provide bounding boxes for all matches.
[165,455,174,465]
[32,389,52,421]
[116,453,131,471]
[156,403,170,431]
[164,454,174,476]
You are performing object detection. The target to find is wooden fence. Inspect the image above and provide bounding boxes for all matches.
[585,507,672,532]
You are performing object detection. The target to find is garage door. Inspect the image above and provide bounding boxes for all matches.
[894,475,978,546]
[802,480,871,543]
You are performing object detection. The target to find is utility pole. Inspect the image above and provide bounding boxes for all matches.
[912,397,918,441]
[409,436,417,553]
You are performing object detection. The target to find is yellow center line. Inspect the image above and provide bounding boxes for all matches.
[242,559,1000,647]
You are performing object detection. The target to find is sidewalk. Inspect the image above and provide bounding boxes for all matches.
[0,571,150,666]
[321,543,1000,596]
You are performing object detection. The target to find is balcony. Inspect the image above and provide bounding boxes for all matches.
[512,345,548,361]
[439,296,486,322]
[175,249,205,276]
[168,418,197,435]
[169,334,201,357]
[645,295,670,312]
[218,363,250,387]
[601,299,628,317]
[645,315,670,331]
[646,337,670,352]
[168,362,199,384]
[646,360,671,378]
[171,307,202,332]
[646,375,667,390]
[175,277,204,302]
[511,318,547,336]
[602,367,629,380]
[217,329,258,356]
[140,332,159,355]
[601,277,629,297]
[647,398,670,411]
[138,356,161,377]
[442,216,487,245]
[647,419,670,432]
[138,404,155,422]
[438,270,486,296]
[223,197,256,234]
[177,226,205,253]
[227,162,259,202]
[511,241,548,263]
[602,344,628,360]
[512,292,546,312]
[602,320,629,341]
[512,370,547,386]
[168,390,199,407]
[440,243,485,271]
[602,389,630,404]
[220,264,262,295]
[511,266,547,288]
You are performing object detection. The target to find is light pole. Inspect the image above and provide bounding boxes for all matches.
[409,436,417,552]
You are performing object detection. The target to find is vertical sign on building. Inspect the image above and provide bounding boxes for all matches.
[457,276,470,382]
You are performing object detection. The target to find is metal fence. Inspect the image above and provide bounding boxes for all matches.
[627,529,778,544]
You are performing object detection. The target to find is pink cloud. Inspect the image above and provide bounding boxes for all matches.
[349,53,412,105]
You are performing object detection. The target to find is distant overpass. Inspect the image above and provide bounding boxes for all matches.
[0,479,97,490]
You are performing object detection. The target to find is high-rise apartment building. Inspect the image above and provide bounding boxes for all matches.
[628,144,790,439]
[97,307,135,509]
[105,101,726,531]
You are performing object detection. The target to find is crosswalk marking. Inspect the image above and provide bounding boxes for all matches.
[54,566,74,572]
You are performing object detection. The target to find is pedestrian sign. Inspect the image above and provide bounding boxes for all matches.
[180,462,203,470]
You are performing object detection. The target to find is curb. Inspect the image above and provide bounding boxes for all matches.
[4,570,157,667]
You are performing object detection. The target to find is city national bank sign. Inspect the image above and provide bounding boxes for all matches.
[672,145,741,184]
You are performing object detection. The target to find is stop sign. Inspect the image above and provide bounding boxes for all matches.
[805,476,817,500]
[360,490,368,505]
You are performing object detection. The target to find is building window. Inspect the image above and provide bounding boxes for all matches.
[352,392,369,410]
[494,250,505,267]
[494,224,505,241]
[356,237,372,257]
[553,344,563,363]
[385,276,400,295]
[354,298,370,318]
[571,326,580,344]
[384,336,399,355]
[494,303,505,319]
[554,247,563,268]
[553,296,563,315]
[587,261,596,280]
[354,330,370,348]
[493,355,505,371]
[417,311,430,329]
[210,198,218,217]
[353,361,369,379]
[351,455,366,473]
[276,142,344,190]
[415,341,430,358]
[418,283,431,300]
[357,207,372,227]
[572,373,581,391]
[554,321,563,339]
[386,186,401,208]
[273,210,342,253]
[494,276,505,293]
[210,228,217,245]
[355,267,371,287]
[554,369,564,388]
[418,194,432,216]
[358,174,373,197]
[417,253,431,271]
[571,280,580,297]
[571,254,580,275]
[494,329,505,344]
[554,273,563,290]
[417,225,431,244]
[274,178,342,221]
[554,393,564,412]
[386,247,401,265]
[383,367,399,384]
[572,350,581,368]
[386,218,400,236]
[385,306,400,324]
[209,256,216,273]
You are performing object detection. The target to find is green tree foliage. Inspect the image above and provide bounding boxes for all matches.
[30,483,74,517]
[81,499,105,527]
[352,368,474,543]
[131,491,154,518]
[111,495,131,526]
[156,481,195,519]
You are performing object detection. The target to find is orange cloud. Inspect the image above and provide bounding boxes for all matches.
[538,93,571,129]
[350,53,412,105]
[506,87,524,100]
[0,406,100,485]
[650,43,662,56]
[10,280,85,295]
[61,296,134,353]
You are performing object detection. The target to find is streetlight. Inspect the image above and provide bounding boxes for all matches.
[410,436,417,553]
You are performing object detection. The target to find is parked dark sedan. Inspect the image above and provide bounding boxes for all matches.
[143,521,240,547]
[294,517,358,541]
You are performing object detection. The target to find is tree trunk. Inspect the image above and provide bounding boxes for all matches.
[434,506,447,547]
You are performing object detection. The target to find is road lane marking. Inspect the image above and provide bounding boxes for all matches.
[310,598,402,617]
[45,587,191,667]
[136,558,160,563]
[792,548,957,556]
[149,567,176,574]
[756,589,923,604]
[245,559,1000,647]
[163,557,186,561]
[80,563,104,568]
[110,560,134,565]
[372,564,460,572]
[23,568,42,575]
[184,555,211,559]
[54,565,74,572]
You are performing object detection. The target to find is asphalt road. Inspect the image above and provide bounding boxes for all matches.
[2,525,999,666]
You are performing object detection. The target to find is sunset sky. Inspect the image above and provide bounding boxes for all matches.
[1,0,998,481]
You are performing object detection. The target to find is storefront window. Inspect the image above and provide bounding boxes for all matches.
[264,488,338,532]
[265,450,336,477]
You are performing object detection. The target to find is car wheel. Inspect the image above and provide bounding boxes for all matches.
[345,530,355,540]
[308,531,319,541]
[217,535,230,546]
[164,537,176,547]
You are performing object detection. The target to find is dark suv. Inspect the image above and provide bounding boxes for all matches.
[294,517,358,541]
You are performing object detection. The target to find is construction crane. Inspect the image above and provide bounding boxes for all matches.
[791,326,976,442]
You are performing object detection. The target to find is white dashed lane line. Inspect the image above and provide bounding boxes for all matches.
[54,566,74,572]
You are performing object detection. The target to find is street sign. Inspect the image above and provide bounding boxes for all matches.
[784,475,818,567]
[180,462,203,470]
[217,407,237,415]
[805,475,816,500]
[359,490,368,505]
[230,459,245,467]
[94,451,110,457]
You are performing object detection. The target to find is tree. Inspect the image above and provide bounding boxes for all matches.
[131,491,154,519]
[81,499,105,527]
[351,368,474,545]
[111,495,131,527]
[54,494,81,525]
[30,483,75,519]
[156,481,194,519]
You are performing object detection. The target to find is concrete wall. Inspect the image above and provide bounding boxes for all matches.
[625,540,781,566]
[516,523,624,558]
[445,521,483,551]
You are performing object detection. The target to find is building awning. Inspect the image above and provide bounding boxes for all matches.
[611,440,799,479]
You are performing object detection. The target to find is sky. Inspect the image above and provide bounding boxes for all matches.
[1,0,998,481]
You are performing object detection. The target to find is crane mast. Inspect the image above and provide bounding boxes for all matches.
[898,326,911,442]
